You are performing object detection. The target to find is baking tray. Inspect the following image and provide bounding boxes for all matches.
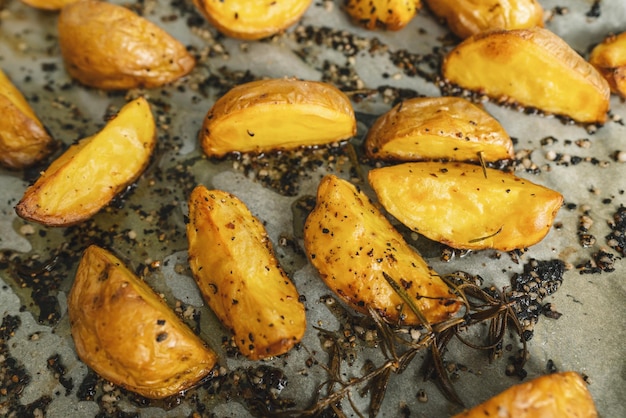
[1,0,625,417]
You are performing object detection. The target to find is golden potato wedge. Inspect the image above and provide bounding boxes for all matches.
[192,0,313,40]
[187,186,306,360]
[200,78,356,158]
[368,162,563,251]
[425,0,544,39]
[365,96,514,162]
[453,372,598,418]
[15,97,155,226]
[0,69,56,170]
[589,31,626,98]
[19,0,81,11]
[442,28,610,124]
[344,0,421,31]
[58,0,195,90]
[303,175,462,326]
[68,245,218,399]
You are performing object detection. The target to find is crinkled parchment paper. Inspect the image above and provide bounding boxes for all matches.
[1,0,625,417]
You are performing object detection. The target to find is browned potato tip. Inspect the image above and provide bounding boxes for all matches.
[19,0,81,11]
[0,69,56,169]
[344,0,421,31]
[303,174,462,326]
[192,0,313,40]
[453,372,598,418]
[442,27,610,124]
[589,31,626,98]
[58,0,195,90]
[199,78,356,158]
[15,97,156,226]
[368,162,564,251]
[425,0,544,39]
[187,186,306,360]
[68,245,218,399]
[365,96,514,162]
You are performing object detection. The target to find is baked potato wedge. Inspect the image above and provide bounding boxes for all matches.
[368,162,563,251]
[453,372,598,417]
[200,78,356,158]
[0,69,56,170]
[303,175,462,326]
[187,186,306,360]
[425,0,544,39]
[68,245,218,399]
[344,0,421,31]
[15,97,155,226]
[589,31,626,98]
[58,0,195,90]
[192,0,313,40]
[365,96,514,162]
[442,27,610,124]
[19,0,81,11]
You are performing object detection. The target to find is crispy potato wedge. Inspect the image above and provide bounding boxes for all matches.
[365,96,514,162]
[344,0,421,31]
[303,175,462,326]
[200,78,356,158]
[68,245,218,399]
[589,31,626,98]
[58,0,195,90]
[192,0,313,40]
[187,186,306,360]
[19,0,81,11]
[442,28,610,124]
[0,69,56,170]
[453,372,598,417]
[368,162,563,251]
[15,97,155,226]
[425,0,544,39]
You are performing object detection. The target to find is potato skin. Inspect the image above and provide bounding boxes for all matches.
[68,245,218,399]
[425,0,544,39]
[453,372,598,418]
[365,96,514,162]
[589,31,626,98]
[200,78,356,158]
[58,0,195,90]
[344,0,421,31]
[19,0,81,11]
[442,28,610,124]
[193,0,313,40]
[303,175,461,326]
[368,162,563,251]
[15,97,155,226]
[0,69,56,169]
[187,186,306,360]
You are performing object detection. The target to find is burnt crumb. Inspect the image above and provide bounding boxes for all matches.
[76,370,99,401]
[606,205,626,256]
[586,0,601,18]
[577,249,617,274]
[47,354,74,396]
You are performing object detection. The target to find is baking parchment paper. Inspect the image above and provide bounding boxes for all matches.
[1,0,625,417]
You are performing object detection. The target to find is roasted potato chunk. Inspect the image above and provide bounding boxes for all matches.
[58,0,195,90]
[425,0,544,39]
[368,162,563,251]
[344,0,421,31]
[0,69,56,170]
[19,0,81,10]
[365,96,514,162]
[453,372,598,417]
[200,78,356,158]
[442,28,610,124]
[303,175,462,325]
[589,31,626,98]
[15,97,155,226]
[187,186,306,360]
[192,0,313,40]
[68,245,218,399]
